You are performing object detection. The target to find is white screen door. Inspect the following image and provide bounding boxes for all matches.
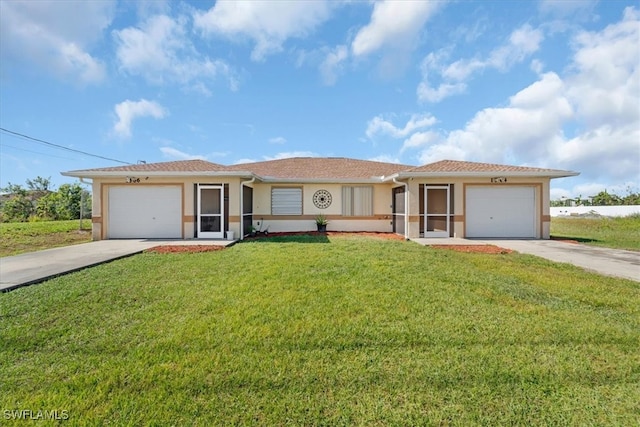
[425,185,450,237]
[198,185,224,238]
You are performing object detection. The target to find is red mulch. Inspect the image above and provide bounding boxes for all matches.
[430,245,513,254]
[145,234,514,254]
[145,245,226,254]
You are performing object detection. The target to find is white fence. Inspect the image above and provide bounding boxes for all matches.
[550,205,640,217]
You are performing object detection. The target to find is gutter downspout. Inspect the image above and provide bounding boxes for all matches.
[393,177,409,240]
[240,177,255,240]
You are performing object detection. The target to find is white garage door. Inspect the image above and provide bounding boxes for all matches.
[108,186,182,239]
[466,186,536,238]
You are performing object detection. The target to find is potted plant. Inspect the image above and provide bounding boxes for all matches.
[315,214,328,232]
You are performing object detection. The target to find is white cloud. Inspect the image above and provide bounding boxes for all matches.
[320,45,349,86]
[113,14,237,91]
[0,0,114,84]
[418,24,544,103]
[366,113,437,139]
[160,147,206,160]
[264,151,319,160]
[194,1,334,61]
[268,137,287,145]
[113,99,168,138]
[351,1,442,58]
[401,131,440,153]
[367,154,402,164]
[413,8,639,187]
[418,72,574,164]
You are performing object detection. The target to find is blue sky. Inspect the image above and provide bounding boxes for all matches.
[1,0,638,199]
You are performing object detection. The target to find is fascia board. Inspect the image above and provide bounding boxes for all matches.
[61,171,256,178]
[393,171,580,179]
[257,176,387,184]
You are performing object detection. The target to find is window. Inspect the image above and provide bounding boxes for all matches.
[342,186,373,216]
[272,187,302,215]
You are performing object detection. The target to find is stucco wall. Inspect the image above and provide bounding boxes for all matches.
[406,176,551,239]
[91,176,245,240]
[249,182,395,233]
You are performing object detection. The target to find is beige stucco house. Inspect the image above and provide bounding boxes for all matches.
[62,157,578,241]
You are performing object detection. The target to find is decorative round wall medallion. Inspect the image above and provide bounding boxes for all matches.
[313,189,332,209]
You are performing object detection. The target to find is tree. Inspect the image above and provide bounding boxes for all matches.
[26,176,52,196]
[622,188,640,205]
[591,190,622,206]
[1,179,91,222]
[56,183,90,220]
[0,183,35,222]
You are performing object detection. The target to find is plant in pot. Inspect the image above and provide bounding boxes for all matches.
[315,214,328,232]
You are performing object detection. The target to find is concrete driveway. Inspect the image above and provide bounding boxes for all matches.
[0,239,234,292]
[414,238,639,282]
[484,240,639,282]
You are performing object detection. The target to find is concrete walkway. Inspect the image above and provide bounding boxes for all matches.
[0,239,234,292]
[414,238,640,282]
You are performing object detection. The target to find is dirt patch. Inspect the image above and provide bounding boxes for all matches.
[145,245,226,254]
[550,236,580,244]
[430,245,513,254]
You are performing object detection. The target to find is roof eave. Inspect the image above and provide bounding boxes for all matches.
[61,170,255,178]
[258,176,387,184]
[392,171,580,179]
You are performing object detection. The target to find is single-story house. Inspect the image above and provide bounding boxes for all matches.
[61,157,578,241]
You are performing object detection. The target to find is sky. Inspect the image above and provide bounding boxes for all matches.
[0,0,638,200]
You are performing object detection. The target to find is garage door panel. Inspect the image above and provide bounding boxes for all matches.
[108,186,182,239]
[466,186,536,238]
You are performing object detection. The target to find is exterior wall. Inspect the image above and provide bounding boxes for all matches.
[89,173,553,240]
[250,182,394,234]
[90,176,244,240]
[406,177,551,239]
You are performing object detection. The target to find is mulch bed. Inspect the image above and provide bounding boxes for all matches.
[145,234,511,254]
[430,245,513,254]
[146,232,406,253]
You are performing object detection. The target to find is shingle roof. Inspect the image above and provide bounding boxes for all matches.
[67,159,228,173]
[228,157,412,179]
[62,157,577,179]
[404,159,572,174]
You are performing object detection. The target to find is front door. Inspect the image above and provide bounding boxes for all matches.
[424,185,450,237]
[197,184,224,238]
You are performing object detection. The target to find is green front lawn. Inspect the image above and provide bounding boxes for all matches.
[0,220,92,257]
[551,215,640,251]
[1,235,639,425]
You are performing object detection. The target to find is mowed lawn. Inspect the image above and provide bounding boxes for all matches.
[551,215,640,251]
[1,235,639,425]
[0,220,92,257]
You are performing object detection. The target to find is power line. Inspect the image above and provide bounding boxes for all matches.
[0,143,78,160]
[0,127,131,165]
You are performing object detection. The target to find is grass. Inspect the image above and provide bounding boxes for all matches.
[1,234,639,425]
[0,220,92,257]
[551,215,640,251]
